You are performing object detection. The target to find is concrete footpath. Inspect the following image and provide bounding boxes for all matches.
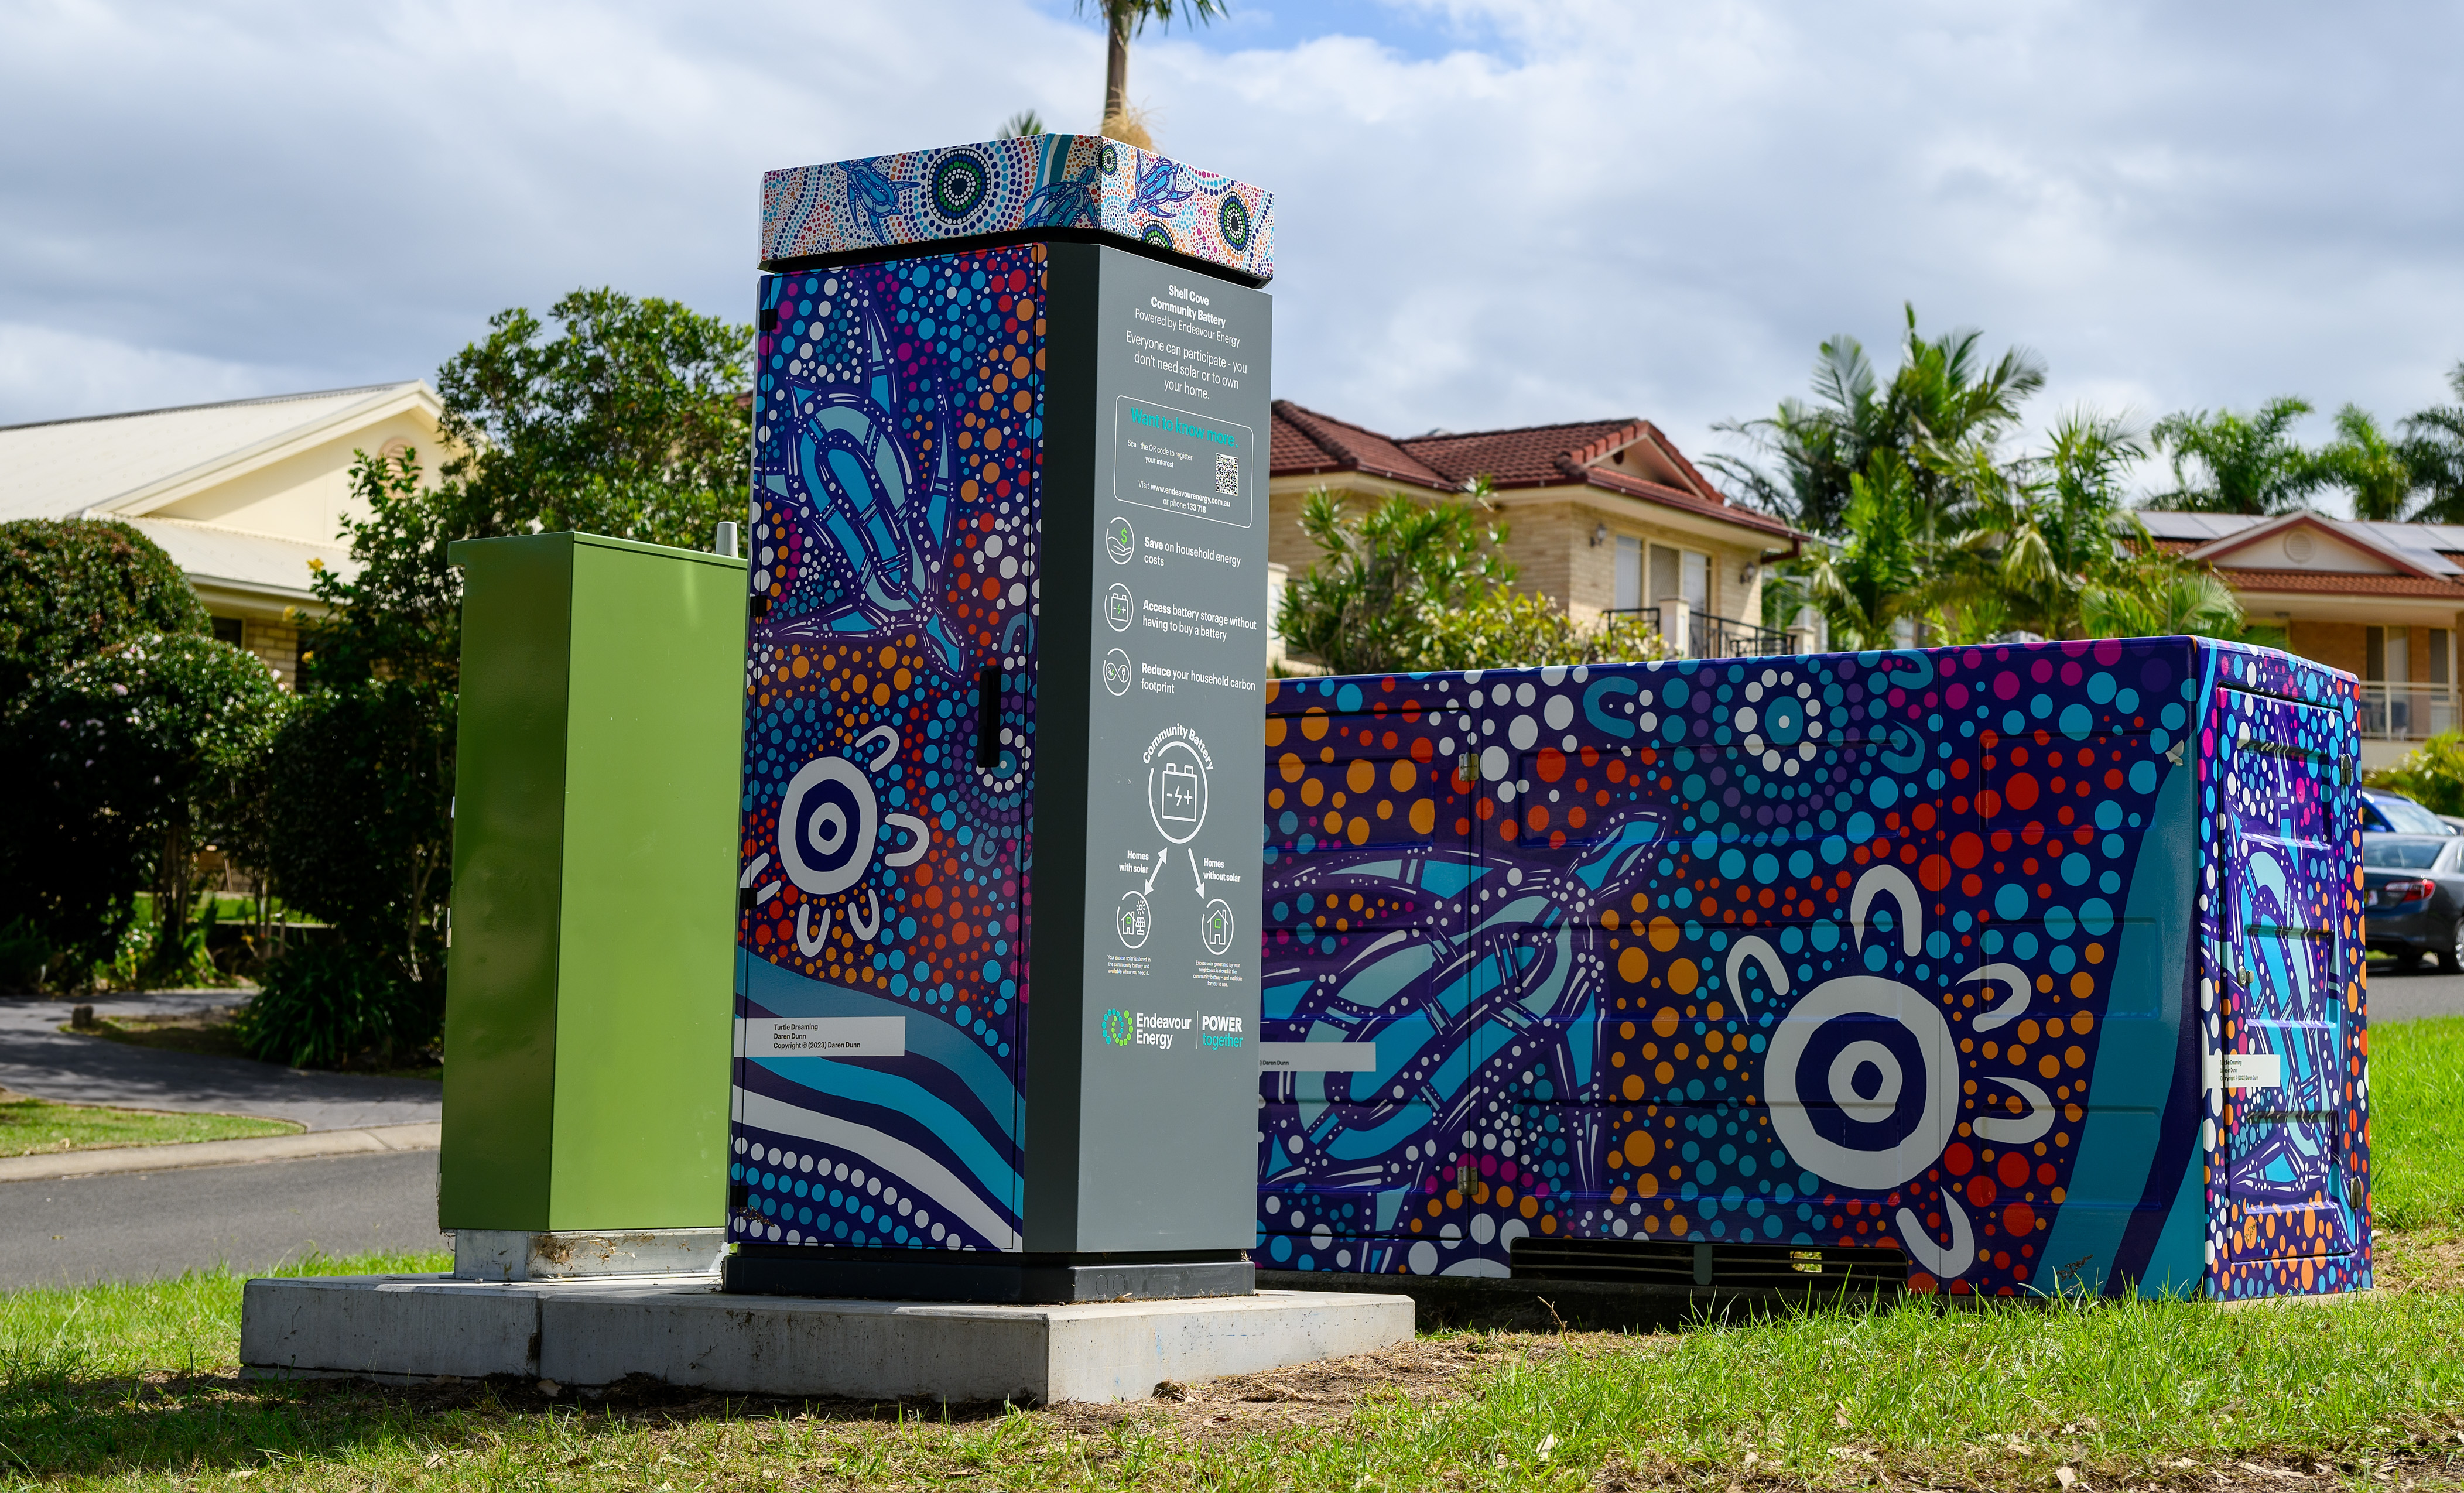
[2364,967,2464,1026]
[0,1121,439,1184]
[0,989,442,1131]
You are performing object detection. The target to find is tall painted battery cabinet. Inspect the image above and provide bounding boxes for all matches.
[1254,638,2368,1301]
[724,136,1275,1302]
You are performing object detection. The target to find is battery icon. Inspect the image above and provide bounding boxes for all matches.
[1160,762,1199,823]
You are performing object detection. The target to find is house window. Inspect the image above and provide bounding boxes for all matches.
[211,617,244,646]
[2433,629,2451,687]
[1645,545,1710,612]
[1613,536,1641,610]
[2366,626,2409,682]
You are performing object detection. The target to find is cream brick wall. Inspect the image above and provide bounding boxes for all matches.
[243,617,302,687]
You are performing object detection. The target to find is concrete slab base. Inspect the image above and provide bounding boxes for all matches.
[452,1227,726,1280]
[241,1275,1412,1403]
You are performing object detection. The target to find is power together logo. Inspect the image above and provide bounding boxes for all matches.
[1102,1009,1133,1046]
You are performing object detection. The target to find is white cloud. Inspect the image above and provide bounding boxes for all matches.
[0,323,293,428]
[1,0,2456,501]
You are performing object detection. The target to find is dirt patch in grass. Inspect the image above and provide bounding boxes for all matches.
[2380,1228,2464,1294]
[61,1002,255,1061]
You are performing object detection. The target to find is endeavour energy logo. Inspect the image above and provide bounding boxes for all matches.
[1100,1009,1243,1052]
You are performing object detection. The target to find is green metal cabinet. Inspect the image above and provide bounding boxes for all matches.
[440,532,744,1231]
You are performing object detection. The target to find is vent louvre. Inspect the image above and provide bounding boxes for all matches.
[1510,1238,1908,1292]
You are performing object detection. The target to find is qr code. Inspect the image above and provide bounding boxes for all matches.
[1214,451,1240,496]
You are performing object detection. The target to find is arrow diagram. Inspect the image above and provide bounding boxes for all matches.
[1188,847,1206,896]
[1142,844,1169,896]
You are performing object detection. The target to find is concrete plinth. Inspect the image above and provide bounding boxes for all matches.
[453,1228,726,1281]
[241,1275,1412,1404]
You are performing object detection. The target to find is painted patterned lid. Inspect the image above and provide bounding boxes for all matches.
[761,135,1274,283]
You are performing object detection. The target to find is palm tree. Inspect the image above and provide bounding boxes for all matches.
[1947,412,2145,640]
[2145,398,2324,515]
[1710,304,2045,540]
[1278,489,1514,677]
[2316,405,2415,521]
[2402,362,2464,523]
[1805,450,1933,650]
[1077,0,1228,146]
[2081,567,2244,640]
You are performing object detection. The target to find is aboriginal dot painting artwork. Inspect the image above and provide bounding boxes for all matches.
[761,134,1274,285]
[1257,638,2369,1299]
[730,246,1047,1255]
[2199,650,2371,1299]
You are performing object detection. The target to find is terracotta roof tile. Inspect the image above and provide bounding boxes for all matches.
[1400,419,1642,487]
[1269,402,1449,487]
[2217,569,2464,597]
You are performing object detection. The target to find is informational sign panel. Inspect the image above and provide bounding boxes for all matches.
[1066,249,1271,1249]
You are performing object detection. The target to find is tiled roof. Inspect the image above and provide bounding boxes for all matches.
[1403,418,1641,487]
[1270,403,1449,488]
[2217,569,2464,598]
[1268,401,1799,545]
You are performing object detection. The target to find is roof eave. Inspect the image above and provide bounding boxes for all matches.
[86,382,444,519]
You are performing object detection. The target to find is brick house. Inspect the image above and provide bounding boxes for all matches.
[2143,510,2464,768]
[0,383,444,684]
[1267,402,1807,667]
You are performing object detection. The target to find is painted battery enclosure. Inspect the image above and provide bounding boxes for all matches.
[728,239,1272,1261]
[1255,638,2370,1300]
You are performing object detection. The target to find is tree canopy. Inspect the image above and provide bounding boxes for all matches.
[1709,305,2046,539]
[2147,398,2325,515]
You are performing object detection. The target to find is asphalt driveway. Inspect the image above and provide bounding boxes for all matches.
[0,989,440,1130]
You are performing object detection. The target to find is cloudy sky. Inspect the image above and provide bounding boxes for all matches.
[2,0,2457,505]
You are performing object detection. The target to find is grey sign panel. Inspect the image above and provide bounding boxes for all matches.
[1058,249,1271,1253]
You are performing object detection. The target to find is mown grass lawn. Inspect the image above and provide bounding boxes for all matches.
[0,1095,300,1158]
[2,1020,2460,1491]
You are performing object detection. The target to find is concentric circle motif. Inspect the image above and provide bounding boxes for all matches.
[777,756,877,896]
[930,153,990,221]
[1218,194,1252,251]
[1100,143,1121,175]
[1104,1008,1134,1045]
[1139,222,1175,250]
[1761,975,1959,1191]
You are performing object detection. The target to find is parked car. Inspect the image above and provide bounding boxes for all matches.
[2362,834,2464,971]
[2360,788,2456,835]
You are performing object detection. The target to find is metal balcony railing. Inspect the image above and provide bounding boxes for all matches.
[1603,607,1791,659]
[2357,682,2462,741]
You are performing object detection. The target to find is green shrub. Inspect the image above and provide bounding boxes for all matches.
[0,518,208,703]
[2366,731,2464,818]
[234,940,441,1069]
[266,680,452,994]
[1419,589,1672,672]
[0,917,50,994]
[5,633,286,982]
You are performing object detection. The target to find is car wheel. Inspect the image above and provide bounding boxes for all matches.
[2397,948,2425,972]
[2447,921,2464,975]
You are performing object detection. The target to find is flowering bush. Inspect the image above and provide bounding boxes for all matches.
[9,633,288,980]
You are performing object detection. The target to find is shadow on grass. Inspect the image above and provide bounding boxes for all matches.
[0,1361,1050,1481]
